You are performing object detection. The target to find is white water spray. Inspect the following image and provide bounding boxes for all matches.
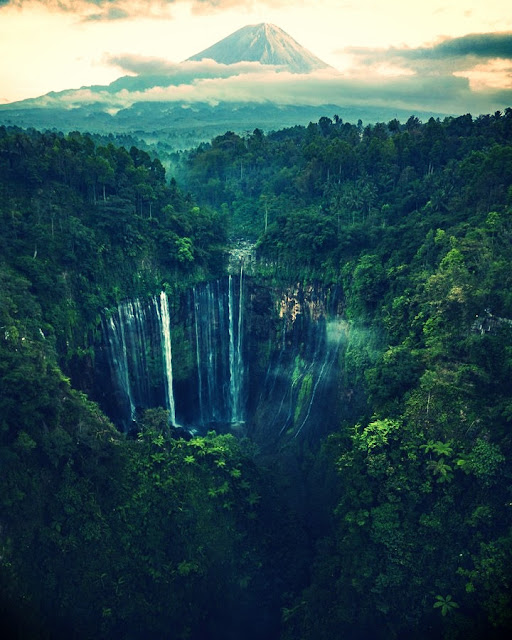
[228,264,245,423]
[157,291,177,426]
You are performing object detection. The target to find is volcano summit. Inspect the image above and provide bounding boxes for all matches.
[186,23,330,73]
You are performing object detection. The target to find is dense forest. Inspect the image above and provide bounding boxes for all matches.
[1,110,512,639]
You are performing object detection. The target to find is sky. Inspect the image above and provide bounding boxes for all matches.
[1,0,511,116]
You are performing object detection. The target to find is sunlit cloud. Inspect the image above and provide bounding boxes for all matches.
[0,0,297,21]
[1,1,173,21]
[454,59,512,91]
[340,31,512,94]
[345,32,512,74]
[188,0,296,16]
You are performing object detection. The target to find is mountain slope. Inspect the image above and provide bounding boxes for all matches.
[186,23,330,73]
[0,22,451,151]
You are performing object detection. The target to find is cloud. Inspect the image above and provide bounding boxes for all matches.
[29,64,511,118]
[2,5,509,118]
[188,0,284,16]
[107,54,284,77]
[414,32,512,60]
[0,0,295,20]
[0,1,171,21]
[103,55,293,94]
[345,32,512,74]
[83,6,131,21]
[99,42,512,116]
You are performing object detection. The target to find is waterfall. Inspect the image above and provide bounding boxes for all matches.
[228,275,237,420]
[124,299,151,407]
[156,291,177,426]
[99,278,344,440]
[101,298,162,429]
[192,288,205,424]
[101,278,247,431]
[191,273,246,426]
[193,281,223,424]
[193,280,225,424]
[228,264,245,424]
[237,264,245,420]
[103,312,136,426]
[101,292,178,430]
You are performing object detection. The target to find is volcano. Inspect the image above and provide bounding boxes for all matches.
[186,23,330,73]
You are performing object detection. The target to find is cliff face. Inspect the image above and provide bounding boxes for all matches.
[246,280,348,446]
[93,276,363,444]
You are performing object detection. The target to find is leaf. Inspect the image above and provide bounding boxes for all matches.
[433,594,459,616]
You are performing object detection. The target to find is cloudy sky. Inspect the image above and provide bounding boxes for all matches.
[1,0,511,116]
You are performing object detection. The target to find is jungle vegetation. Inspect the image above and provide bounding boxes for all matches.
[1,111,512,639]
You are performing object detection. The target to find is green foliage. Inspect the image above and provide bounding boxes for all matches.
[3,110,512,639]
[427,457,454,483]
[460,438,505,486]
[353,418,401,451]
[421,440,454,456]
[294,373,313,424]
[433,594,460,616]
[179,110,512,283]
[0,126,227,361]
[1,401,285,639]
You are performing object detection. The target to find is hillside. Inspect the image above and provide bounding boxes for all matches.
[1,111,512,639]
